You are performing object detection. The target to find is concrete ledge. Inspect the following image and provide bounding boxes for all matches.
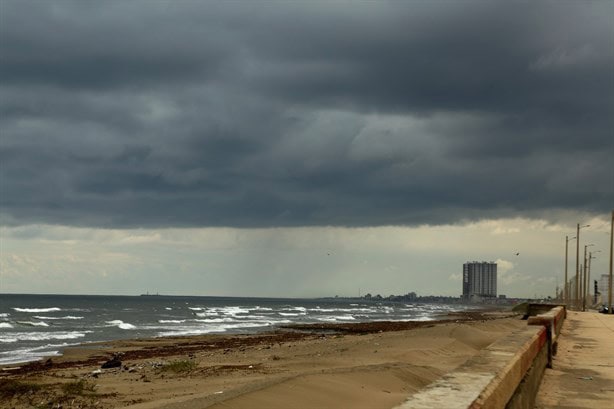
[527,305,565,359]
[396,305,565,409]
[526,303,565,319]
[395,326,548,409]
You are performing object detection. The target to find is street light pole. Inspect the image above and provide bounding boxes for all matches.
[582,244,594,311]
[564,235,576,305]
[576,223,580,309]
[575,223,590,310]
[609,210,613,314]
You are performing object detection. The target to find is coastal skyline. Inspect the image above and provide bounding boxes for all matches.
[1,1,613,298]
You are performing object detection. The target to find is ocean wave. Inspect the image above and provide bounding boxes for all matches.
[310,307,376,314]
[194,318,235,323]
[0,341,80,365]
[0,323,13,328]
[17,321,49,327]
[13,307,61,313]
[195,306,251,317]
[106,320,136,330]
[0,331,91,343]
[156,321,276,337]
[158,319,186,324]
[282,306,307,312]
[33,316,83,320]
[0,313,9,318]
[219,306,251,315]
[195,311,219,317]
[315,315,356,322]
[0,349,62,365]
[405,316,435,322]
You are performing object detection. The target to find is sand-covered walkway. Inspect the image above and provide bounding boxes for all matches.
[536,310,614,409]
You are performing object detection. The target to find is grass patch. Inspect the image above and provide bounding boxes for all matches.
[61,379,96,396]
[161,360,197,373]
[0,379,42,398]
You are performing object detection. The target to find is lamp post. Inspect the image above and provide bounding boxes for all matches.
[575,223,590,310]
[582,244,594,311]
[564,235,576,305]
[609,210,613,314]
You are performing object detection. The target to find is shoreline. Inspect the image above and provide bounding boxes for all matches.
[1,294,503,368]
[1,309,506,372]
[0,310,521,409]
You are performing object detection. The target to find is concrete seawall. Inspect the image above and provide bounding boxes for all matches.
[395,304,565,409]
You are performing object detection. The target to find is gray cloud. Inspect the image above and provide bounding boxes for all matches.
[1,0,612,228]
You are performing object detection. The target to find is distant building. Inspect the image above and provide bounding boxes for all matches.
[463,261,497,301]
[597,274,611,298]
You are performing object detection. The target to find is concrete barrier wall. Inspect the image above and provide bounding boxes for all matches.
[527,305,565,358]
[395,306,564,409]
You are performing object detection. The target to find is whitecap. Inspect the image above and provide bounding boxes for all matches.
[157,321,274,337]
[315,315,356,322]
[17,321,49,327]
[406,316,435,322]
[158,319,185,324]
[0,348,63,365]
[194,318,235,323]
[13,307,61,313]
[195,311,219,317]
[220,306,251,315]
[33,316,83,320]
[0,331,91,343]
[0,323,13,328]
[0,313,9,318]
[106,320,136,330]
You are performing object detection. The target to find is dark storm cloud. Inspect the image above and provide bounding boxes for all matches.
[1,0,612,228]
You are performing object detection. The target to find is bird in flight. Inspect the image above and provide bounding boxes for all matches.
[514,252,520,256]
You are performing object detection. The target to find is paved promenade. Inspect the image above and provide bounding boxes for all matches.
[535,310,614,409]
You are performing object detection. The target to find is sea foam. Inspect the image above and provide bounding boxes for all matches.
[106,320,137,330]
[13,307,61,313]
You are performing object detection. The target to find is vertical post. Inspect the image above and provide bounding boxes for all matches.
[587,252,592,309]
[576,223,580,309]
[583,246,588,311]
[609,210,613,314]
[564,236,569,304]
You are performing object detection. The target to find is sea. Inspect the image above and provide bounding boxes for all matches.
[0,294,473,365]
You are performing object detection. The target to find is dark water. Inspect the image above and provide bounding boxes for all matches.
[0,294,472,365]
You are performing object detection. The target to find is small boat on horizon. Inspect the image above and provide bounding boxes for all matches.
[140,292,161,297]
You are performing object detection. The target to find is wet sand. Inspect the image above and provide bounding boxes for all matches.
[1,311,523,409]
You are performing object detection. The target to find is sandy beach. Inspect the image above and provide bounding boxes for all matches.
[0,311,523,409]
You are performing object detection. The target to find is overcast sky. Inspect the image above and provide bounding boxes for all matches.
[1,1,612,298]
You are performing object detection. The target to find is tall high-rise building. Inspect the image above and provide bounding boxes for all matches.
[463,261,497,299]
